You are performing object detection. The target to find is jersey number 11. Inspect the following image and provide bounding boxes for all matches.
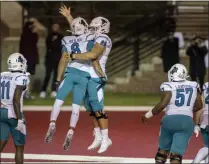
[1,81,10,99]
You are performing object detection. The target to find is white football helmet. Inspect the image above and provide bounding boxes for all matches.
[168,63,188,82]
[89,16,110,34]
[71,17,88,35]
[7,53,27,72]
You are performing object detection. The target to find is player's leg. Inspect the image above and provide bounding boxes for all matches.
[83,91,102,150]
[14,145,24,164]
[155,116,173,164]
[45,73,74,143]
[88,78,111,153]
[192,127,209,163]
[0,109,11,152]
[63,75,89,151]
[10,115,26,164]
[205,155,209,163]
[170,115,194,164]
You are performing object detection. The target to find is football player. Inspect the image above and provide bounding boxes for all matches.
[45,17,94,151]
[0,53,29,164]
[142,64,203,164]
[192,82,209,163]
[60,6,112,153]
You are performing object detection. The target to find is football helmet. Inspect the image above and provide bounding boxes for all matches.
[89,16,110,34]
[71,17,88,35]
[168,63,188,82]
[7,53,27,72]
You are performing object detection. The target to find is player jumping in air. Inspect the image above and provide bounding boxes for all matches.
[142,63,203,164]
[192,82,209,163]
[0,53,29,164]
[60,5,112,153]
[45,16,105,151]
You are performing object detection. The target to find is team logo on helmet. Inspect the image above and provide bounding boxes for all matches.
[170,66,178,74]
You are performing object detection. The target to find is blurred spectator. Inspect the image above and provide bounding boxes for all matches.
[40,24,63,98]
[186,37,208,90]
[174,32,185,48]
[164,8,176,33]
[161,32,179,74]
[19,20,39,99]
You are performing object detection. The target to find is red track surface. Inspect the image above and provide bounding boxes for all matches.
[2,111,203,160]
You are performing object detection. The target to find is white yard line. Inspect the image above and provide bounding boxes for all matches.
[23,106,153,112]
[1,153,194,163]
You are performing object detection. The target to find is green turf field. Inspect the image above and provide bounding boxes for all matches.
[24,92,160,106]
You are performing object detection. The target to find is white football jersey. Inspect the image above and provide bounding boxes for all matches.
[89,33,112,78]
[62,33,95,73]
[200,82,209,126]
[160,80,200,118]
[0,72,30,118]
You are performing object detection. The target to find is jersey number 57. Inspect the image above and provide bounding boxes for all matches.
[175,88,193,107]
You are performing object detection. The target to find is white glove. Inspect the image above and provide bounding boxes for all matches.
[15,119,26,135]
[194,125,200,137]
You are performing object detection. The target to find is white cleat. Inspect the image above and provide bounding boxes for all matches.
[45,122,56,144]
[87,131,102,150]
[63,129,74,151]
[97,138,112,154]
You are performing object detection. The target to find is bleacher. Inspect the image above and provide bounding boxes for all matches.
[1,1,207,92]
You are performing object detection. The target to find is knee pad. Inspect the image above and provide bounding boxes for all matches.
[170,153,182,164]
[155,148,168,164]
[95,110,108,120]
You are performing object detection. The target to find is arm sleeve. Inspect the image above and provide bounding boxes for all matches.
[15,75,30,86]
[160,82,173,91]
[95,36,109,47]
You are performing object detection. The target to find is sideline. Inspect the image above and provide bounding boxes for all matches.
[23,106,154,112]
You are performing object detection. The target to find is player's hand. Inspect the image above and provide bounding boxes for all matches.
[70,52,75,60]
[100,75,108,85]
[141,115,148,124]
[15,119,26,135]
[194,125,200,137]
[59,5,71,18]
[54,80,60,91]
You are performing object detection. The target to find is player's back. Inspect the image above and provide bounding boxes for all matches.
[89,33,112,78]
[1,71,29,118]
[96,33,112,69]
[160,80,199,117]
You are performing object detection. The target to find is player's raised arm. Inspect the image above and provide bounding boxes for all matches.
[59,5,73,27]
[72,43,105,60]
[13,85,26,120]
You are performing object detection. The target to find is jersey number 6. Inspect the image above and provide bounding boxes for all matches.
[71,40,94,54]
[175,88,193,107]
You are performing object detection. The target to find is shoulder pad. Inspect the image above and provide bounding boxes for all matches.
[95,34,111,47]
[15,74,30,86]
[160,82,173,91]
